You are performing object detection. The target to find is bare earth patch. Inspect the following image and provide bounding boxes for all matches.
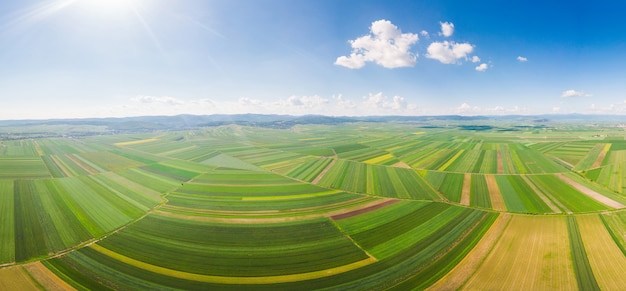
[24,262,77,291]
[485,174,507,211]
[591,143,611,169]
[460,173,471,205]
[556,173,625,208]
[391,161,412,169]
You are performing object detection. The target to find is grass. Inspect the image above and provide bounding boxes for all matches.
[0,180,15,263]
[464,216,577,290]
[566,216,600,291]
[576,214,626,289]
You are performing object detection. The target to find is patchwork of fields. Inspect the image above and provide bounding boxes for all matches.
[1,122,626,289]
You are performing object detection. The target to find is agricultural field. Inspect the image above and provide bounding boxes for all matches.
[1,120,626,289]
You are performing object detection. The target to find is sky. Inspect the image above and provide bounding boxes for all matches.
[1,0,626,119]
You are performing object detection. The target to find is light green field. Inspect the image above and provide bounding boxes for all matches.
[0,121,625,289]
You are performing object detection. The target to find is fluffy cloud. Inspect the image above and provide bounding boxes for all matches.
[420,30,429,38]
[471,56,480,63]
[131,95,184,106]
[517,56,528,62]
[335,19,419,69]
[456,102,480,113]
[363,92,410,111]
[561,89,592,98]
[426,41,474,64]
[475,63,488,71]
[439,22,454,37]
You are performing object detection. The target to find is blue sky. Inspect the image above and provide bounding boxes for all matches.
[1,0,626,119]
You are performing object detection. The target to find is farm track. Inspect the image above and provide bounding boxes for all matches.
[556,173,625,209]
[311,158,337,184]
[521,175,564,213]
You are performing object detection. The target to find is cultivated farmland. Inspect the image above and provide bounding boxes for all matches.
[0,120,625,289]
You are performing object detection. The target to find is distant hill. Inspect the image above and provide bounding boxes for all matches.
[1,113,625,139]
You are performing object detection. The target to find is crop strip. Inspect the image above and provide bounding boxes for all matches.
[566,216,600,291]
[485,175,506,211]
[460,173,471,205]
[437,150,464,171]
[312,158,337,184]
[556,173,624,208]
[496,145,504,174]
[88,244,376,284]
[331,199,400,220]
[114,138,159,146]
[521,176,563,213]
[23,262,76,291]
[427,213,511,290]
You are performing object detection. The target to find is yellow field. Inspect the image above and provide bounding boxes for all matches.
[113,138,159,146]
[24,262,77,291]
[485,174,506,211]
[577,214,626,290]
[463,215,577,290]
[0,266,41,290]
[363,153,394,164]
[437,150,464,171]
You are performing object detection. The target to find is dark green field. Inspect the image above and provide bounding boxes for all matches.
[1,119,626,290]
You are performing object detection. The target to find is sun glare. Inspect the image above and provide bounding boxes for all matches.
[90,0,134,8]
[83,0,141,13]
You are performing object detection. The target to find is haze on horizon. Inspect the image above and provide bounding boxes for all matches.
[1,0,626,120]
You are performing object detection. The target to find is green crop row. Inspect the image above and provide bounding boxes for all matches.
[529,175,610,212]
[566,216,600,291]
[317,160,438,200]
[285,157,333,182]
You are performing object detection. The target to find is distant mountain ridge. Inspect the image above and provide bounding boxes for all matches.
[1,113,625,136]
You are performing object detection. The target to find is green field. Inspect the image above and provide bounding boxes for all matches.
[1,121,625,289]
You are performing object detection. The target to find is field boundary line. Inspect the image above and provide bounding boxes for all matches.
[485,175,506,211]
[521,175,565,213]
[426,213,511,291]
[556,173,624,209]
[591,143,611,169]
[89,244,376,284]
[312,158,337,184]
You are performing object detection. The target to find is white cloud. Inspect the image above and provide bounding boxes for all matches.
[517,56,528,62]
[363,92,409,112]
[471,56,480,63]
[475,63,488,72]
[426,41,474,64]
[158,93,420,116]
[439,22,454,37]
[420,30,429,37]
[131,95,184,106]
[335,19,419,69]
[287,95,329,108]
[455,102,482,114]
[561,89,592,98]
